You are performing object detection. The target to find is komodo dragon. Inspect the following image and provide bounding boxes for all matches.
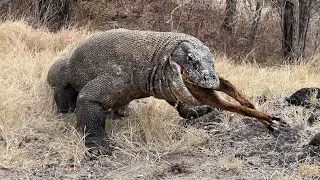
[47,29,282,154]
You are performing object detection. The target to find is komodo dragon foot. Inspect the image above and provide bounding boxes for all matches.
[177,104,214,119]
[85,137,114,158]
[112,105,132,118]
[168,101,214,119]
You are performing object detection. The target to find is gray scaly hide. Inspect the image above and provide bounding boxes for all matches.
[47,29,218,154]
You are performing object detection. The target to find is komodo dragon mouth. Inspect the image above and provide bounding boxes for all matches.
[168,61,201,106]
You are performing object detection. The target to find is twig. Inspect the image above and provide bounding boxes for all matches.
[98,0,107,7]
[166,3,190,32]
[0,0,10,7]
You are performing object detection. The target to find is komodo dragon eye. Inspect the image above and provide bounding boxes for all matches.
[187,53,201,70]
[187,53,195,61]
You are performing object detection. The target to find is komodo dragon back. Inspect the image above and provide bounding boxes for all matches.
[68,28,207,91]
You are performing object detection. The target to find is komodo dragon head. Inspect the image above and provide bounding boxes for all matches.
[163,41,219,106]
[171,41,219,89]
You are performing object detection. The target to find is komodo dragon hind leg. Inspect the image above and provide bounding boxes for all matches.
[183,80,286,131]
[54,85,78,113]
[70,89,78,113]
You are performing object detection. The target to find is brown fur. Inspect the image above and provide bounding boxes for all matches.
[182,73,281,128]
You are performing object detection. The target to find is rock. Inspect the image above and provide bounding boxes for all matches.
[285,88,320,108]
[309,133,320,146]
[307,109,320,125]
[169,163,191,174]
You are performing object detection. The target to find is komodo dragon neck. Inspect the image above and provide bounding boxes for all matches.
[132,58,200,106]
[148,61,176,102]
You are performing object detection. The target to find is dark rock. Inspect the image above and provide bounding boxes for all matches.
[285,88,320,108]
[307,109,320,125]
[309,133,320,146]
[169,163,191,174]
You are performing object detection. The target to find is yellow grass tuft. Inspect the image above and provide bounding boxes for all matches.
[0,20,88,53]
[112,98,208,154]
[0,20,89,169]
[299,163,320,178]
[215,54,320,99]
[275,175,298,180]
[219,156,243,173]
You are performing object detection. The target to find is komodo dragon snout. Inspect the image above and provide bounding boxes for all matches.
[171,41,219,89]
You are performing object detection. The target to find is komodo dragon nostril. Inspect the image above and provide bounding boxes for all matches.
[204,74,209,81]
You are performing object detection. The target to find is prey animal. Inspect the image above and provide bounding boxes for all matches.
[47,29,282,154]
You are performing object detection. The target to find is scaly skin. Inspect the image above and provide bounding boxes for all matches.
[47,29,219,155]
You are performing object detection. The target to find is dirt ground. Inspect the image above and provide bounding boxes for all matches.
[0,98,319,180]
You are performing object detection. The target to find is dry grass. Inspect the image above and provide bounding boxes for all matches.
[111,98,208,155]
[215,54,320,127]
[0,20,89,169]
[275,175,299,180]
[0,20,319,176]
[215,54,320,98]
[299,163,320,178]
[219,156,243,173]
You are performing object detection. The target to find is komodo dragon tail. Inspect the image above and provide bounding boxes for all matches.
[47,55,71,87]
